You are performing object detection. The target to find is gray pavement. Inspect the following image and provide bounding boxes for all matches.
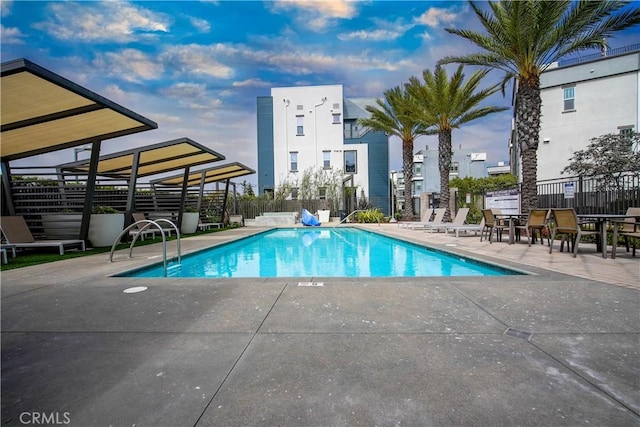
[1,224,639,426]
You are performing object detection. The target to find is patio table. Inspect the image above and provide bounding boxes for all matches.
[495,214,528,245]
[577,214,640,259]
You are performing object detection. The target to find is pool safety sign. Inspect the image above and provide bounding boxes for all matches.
[564,182,575,199]
[485,189,520,214]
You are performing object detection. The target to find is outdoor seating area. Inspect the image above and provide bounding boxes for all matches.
[392,206,640,260]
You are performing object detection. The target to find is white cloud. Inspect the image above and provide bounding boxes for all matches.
[161,82,207,99]
[269,0,360,31]
[1,0,12,17]
[337,28,402,42]
[189,16,211,33]
[93,49,162,83]
[160,45,234,79]
[414,6,461,28]
[233,78,271,88]
[0,25,25,44]
[33,2,170,42]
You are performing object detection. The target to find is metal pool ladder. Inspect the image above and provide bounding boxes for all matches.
[109,219,181,277]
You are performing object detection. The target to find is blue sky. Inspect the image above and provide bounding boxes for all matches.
[2,1,638,188]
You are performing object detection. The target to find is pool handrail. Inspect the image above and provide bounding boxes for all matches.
[109,219,181,277]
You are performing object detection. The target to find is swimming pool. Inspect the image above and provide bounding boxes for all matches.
[120,228,520,278]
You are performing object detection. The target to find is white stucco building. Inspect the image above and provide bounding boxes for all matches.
[257,84,391,213]
[535,46,639,181]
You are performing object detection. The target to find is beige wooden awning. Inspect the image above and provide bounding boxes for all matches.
[1,58,157,161]
[58,138,225,179]
[150,162,255,187]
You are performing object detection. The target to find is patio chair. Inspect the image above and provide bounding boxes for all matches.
[514,209,551,246]
[399,208,433,229]
[424,208,470,233]
[198,215,223,231]
[549,208,598,257]
[129,213,158,241]
[481,209,508,243]
[611,207,640,258]
[0,216,85,255]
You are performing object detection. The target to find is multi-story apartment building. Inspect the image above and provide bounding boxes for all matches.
[257,84,390,213]
[511,44,639,181]
[392,146,489,216]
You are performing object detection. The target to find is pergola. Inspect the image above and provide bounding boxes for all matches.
[149,162,255,218]
[1,58,158,240]
[57,138,226,230]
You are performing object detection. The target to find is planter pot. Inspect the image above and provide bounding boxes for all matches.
[181,212,199,234]
[41,213,82,240]
[88,214,125,247]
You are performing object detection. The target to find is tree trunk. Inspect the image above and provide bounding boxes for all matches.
[402,137,414,219]
[516,79,541,214]
[438,129,453,222]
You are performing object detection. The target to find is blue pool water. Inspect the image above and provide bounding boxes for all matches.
[121,228,519,278]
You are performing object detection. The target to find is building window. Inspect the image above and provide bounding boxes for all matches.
[450,162,459,173]
[344,121,358,139]
[296,115,304,135]
[563,86,575,111]
[414,163,422,177]
[332,113,341,124]
[290,152,298,171]
[318,187,327,199]
[291,188,299,199]
[323,151,331,169]
[344,150,357,173]
[413,181,422,193]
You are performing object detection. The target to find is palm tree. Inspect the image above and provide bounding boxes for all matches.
[407,65,507,222]
[359,86,431,219]
[439,1,640,213]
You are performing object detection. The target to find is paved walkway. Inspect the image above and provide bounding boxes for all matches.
[1,224,638,426]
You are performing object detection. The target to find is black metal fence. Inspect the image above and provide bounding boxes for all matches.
[536,173,640,215]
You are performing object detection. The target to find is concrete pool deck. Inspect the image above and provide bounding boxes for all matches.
[1,223,638,426]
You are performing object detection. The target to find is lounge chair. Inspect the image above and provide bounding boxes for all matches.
[514,209,551,246]
[198,216,223,231]
[549,208,598,257]
[424,208,470,233]
[399,208,433,229]
[446,217,485,238]
[611,207,640,258]
[481,209,508,243]
[407,208,445,231]
[130,213,159,241]
[0,216,85,255]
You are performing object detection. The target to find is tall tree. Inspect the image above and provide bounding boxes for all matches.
[359,86,431,219]
[407,65,507,222]
[439,0,640,213]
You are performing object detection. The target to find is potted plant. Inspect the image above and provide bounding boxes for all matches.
[181,206,200,234]
[88,206,125,247]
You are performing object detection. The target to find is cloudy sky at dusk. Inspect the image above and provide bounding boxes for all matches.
[2,0,638,188]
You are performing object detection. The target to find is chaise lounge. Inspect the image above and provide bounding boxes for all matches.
[1,216,86,255]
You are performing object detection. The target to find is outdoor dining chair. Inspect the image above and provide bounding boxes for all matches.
[481,209,508,243]
[549,208,598,257]
[514,209,551,246]
[611,207,640,258]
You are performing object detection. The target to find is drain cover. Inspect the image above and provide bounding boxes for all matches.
[504,327,533,341]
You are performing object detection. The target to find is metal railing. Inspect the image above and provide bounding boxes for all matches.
[110,219,181,277]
